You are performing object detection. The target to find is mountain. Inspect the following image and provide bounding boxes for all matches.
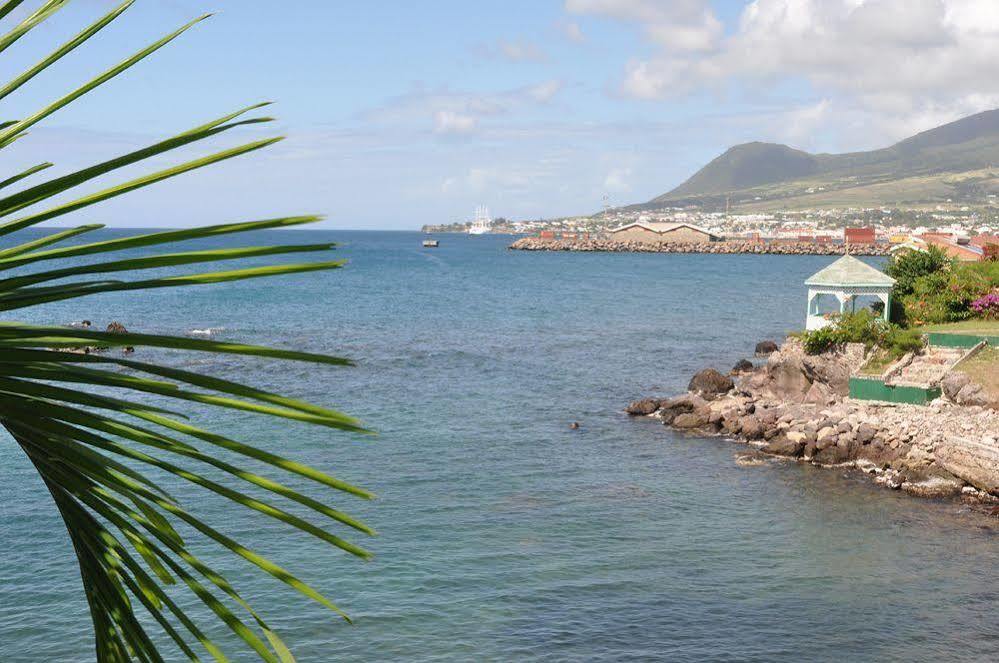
[667,142,819,197]
[647,108,999,209]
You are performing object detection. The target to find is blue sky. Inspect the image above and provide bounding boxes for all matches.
[8,1,999,229]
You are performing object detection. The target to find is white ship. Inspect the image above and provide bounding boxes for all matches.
[468,206,491,235]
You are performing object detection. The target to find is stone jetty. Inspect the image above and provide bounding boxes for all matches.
[627,339,999,506]
[510,237,891,256]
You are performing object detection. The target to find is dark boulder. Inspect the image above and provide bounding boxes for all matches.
[626,398,661,416]
[764,434,806,457]
[687,368,734,399]
[672,411,709,429]
[731,359,754,374]
[755,340,779,356]
[855,423,877,444]
[813,444,851,465]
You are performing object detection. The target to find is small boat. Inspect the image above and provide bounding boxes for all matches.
[422,239,439,248]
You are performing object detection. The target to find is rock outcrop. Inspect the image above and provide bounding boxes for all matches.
[754,340,778,356]
[628,339,999,506]
[688,368,734,399]
[736,339,864,403]
[625,398,662,416]
[942,370,994,408]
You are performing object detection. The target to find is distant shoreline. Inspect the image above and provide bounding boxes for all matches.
[509,237,891,256]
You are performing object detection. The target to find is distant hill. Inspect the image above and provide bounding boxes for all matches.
[644,108,999,210]
[667,142,819,197]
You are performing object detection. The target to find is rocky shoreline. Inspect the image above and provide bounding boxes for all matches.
[628,339,999,511]
[511,237,891,255]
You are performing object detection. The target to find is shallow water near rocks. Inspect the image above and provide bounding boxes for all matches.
[1,230,996,662]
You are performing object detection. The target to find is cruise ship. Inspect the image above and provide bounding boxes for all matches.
[468,206,491,235]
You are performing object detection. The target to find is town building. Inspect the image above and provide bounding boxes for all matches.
[607,222,721,244]
[844,227,876,244]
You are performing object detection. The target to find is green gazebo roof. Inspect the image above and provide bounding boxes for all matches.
[805,255,895,288]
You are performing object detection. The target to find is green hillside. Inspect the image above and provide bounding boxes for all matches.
[647,108,999,209]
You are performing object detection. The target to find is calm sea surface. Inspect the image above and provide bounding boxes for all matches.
[1,229,997,662]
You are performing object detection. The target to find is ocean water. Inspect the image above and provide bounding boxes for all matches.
[1,229,997,662]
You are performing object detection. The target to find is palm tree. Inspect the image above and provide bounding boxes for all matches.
[0,2,373,660]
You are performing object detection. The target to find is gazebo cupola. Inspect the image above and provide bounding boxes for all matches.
[805,255,895,330]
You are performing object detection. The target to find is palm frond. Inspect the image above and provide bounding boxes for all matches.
[0,4,373,661]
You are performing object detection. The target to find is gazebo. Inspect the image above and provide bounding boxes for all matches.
[805,255,895,330]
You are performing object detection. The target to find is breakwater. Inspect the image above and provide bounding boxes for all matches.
[510,236,892,255]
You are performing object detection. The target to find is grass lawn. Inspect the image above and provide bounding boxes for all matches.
[859,350,896,376]
[955,346,999,401]
[917,319,999,335]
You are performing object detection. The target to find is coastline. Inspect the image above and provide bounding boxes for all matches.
[628,339,999,511]
[510,237,892,255]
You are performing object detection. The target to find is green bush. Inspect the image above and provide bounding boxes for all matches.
[901,262,993,325]
[800,310,924,359]
[801,325,841,354]
[884,327,924,356]
[888,247,999,325]
[885,246,952,297]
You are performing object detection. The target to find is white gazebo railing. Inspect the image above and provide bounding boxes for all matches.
[804,255,895,331]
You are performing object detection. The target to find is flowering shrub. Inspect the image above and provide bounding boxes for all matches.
[970,292,999,319]
[899,263,994,324]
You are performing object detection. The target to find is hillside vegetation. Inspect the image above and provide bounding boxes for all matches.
[642,108,999,211]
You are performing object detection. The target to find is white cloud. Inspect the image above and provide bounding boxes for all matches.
[434,110,477,135]
[603,166,632,193]
[527,79,564,103]
[365,80,565,135]
[442,167,532,194]
[568,0,999,144]
[558,20,586,42]
[497,39,547,62]
[566,0,722,51]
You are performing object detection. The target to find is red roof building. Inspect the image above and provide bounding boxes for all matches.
[844,227,876,244]
[971,234,999,248]
[922,235,984,261]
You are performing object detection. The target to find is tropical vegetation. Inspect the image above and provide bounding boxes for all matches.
[800,310,923,358]
[0,2,371,661]
[885,246,999,325]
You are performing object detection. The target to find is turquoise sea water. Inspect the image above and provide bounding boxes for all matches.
[1,230,997,662]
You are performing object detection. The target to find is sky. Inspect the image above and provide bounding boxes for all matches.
[8,0,999,229]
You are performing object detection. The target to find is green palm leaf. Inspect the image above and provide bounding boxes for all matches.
[0,3,374,661]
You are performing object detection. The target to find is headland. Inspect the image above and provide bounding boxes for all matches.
[627,338,999,511]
